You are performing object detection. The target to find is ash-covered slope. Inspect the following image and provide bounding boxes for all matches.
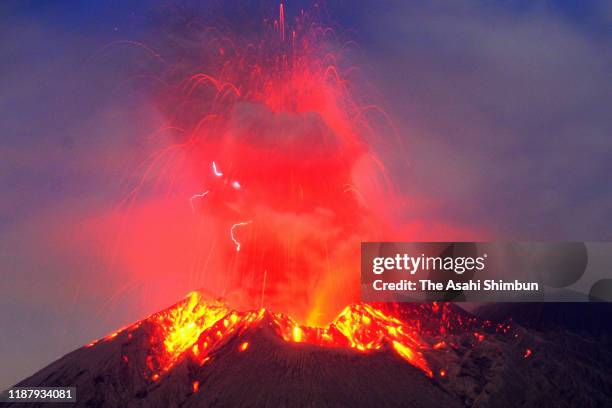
[7,296,612,407]
[455,302,612,407]
[475,302,612,334]
[9,310,459,408]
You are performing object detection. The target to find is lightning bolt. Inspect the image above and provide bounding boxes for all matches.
[190,190,209,213]
[230,220,252,252]
[212,161,223,177]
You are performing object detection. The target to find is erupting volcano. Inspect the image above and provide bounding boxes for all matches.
[7,291,494,407]
[14,290,611,407]
[94,291,434,378]
[4,7,482,406]
[5,3,612,408]
[104,2,410,326]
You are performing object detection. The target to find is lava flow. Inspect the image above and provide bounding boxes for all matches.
[134,291,434,378]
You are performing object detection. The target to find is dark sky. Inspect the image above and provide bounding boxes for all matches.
[1,0,611,388]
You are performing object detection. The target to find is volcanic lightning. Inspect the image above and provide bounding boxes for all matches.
[211,161,223,177]
[148,1,405,322]
[110,0,445,365]
[189,190,209,213]
[230,221,253,252]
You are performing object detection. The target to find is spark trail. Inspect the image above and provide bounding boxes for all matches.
[110,2,417,326]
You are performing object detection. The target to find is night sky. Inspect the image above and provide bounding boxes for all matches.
[1,0,611,388]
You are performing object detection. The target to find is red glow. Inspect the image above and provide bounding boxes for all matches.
[88,2,475,331]
[151,3,400,324]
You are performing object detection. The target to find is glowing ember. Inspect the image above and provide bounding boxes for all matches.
[432,340,446,350]
[473,332,485,342]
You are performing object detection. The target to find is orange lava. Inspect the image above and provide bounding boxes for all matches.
[149,292,433,378]
[152,292,230,371]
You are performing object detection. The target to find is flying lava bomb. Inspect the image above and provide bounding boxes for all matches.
[123,2,405,325]
[5,4,612,408]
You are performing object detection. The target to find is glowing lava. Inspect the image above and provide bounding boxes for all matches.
[272,302,432,376]
[152,292,230,371]
[146,292,433,378]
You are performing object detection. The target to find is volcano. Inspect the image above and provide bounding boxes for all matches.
[7,294,612,407]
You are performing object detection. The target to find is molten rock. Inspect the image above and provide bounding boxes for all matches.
[8,293,612,407]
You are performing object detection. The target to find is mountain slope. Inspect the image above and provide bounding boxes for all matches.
[7,296,612,407]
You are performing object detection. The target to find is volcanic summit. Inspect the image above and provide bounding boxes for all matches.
[8,293,612,407]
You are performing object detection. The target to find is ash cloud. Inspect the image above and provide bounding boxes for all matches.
[229,102,341,157]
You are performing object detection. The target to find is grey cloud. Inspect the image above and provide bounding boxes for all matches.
[356,1,611,239]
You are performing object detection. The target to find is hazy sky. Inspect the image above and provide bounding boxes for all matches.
[1,0,610,389]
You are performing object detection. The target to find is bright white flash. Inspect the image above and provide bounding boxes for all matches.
[232,180,241,190]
